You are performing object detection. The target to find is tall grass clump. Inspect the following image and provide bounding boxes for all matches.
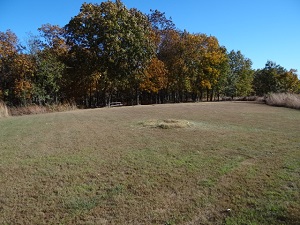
[266,93,300,109]
[0,101,10,118]
[9,102,77,116]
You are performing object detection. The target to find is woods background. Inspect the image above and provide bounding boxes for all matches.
[1,0,299,108]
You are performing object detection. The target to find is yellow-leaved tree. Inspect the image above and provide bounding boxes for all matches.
[140,57,168,94]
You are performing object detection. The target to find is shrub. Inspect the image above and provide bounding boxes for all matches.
[265,93,300,109]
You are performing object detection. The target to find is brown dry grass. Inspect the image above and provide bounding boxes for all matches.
[141,119,191,129]
[0,101,9,118]
[9,102,77,116]
[0,102,299,224]
[266,93,300,109]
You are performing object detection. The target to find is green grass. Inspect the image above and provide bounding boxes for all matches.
[0,102,299,224]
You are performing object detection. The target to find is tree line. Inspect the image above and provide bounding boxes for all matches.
[1,0,299,107]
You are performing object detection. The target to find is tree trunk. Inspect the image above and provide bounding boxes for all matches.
[89,83,92,108]
[136,85,140,105]
[200,89,203,101]
[210,88,214,101]
[206,88,209,102]
[108,94,111,107]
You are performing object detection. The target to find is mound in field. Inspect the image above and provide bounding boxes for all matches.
[140,119,191,129]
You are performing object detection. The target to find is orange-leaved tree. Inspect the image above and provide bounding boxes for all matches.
[140,57,168,94]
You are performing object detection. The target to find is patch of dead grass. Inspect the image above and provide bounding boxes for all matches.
[140,119,191,129]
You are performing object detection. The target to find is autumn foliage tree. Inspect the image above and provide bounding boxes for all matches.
[1,0,299,108]
[140,57,168,103]
[0,30,19,103]
[0,30,36,105]
[158,31,228,102]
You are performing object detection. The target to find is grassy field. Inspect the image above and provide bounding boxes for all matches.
[0,102,299,225]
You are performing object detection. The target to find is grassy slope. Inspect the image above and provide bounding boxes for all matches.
[0,102,299,225]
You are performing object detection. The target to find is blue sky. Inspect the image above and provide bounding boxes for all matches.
[1,0,299,74]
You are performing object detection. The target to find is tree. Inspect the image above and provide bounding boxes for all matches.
[38,24,68,53]
[26,24,68,105]
[179,32,206,101]
[0,30,19,102]
[158,29,186,102]
[63,46,98,107]
[147,9,176,54]
[0,30,36,105]
[147,9,175,32]
[226,50,254,98]
[277,69,300,93]
[158,31,228,102]
[11,53,36,105]
[140,57,167,93]
[33,49,65,104]
[198,35,228,101]
[214,47,229,101]
[65,1,155,106]
[253,61,287,95]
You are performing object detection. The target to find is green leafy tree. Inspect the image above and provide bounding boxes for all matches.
[27,24,68,105]
[65,0,155,106]
[63,46,98,107]
[226,50,254,97]
[214,47,229,100]
[253,61,286,95]
[277,69,300,93]
[33,50,65,104]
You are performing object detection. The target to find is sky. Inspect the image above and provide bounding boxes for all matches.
[1,0,299,75]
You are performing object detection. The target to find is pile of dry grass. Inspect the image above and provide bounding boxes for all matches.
[0,101,10,118]
[266,93,300,109]
[9,102,77,116]
[141,119,191,129]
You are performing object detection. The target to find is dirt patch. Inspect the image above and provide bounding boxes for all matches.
[140,119,191,129]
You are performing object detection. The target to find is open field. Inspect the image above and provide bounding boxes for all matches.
[0,102,299,224]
